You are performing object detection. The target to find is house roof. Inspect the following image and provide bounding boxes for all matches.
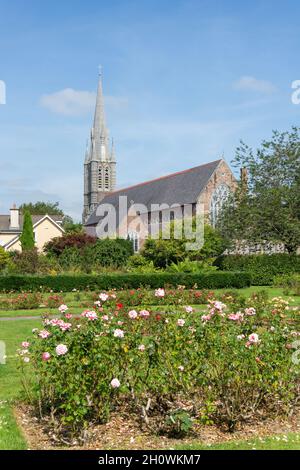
[85,159,222,226]
[0,214,63,232]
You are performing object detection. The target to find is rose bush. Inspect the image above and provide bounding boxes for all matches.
[19,290,300,438]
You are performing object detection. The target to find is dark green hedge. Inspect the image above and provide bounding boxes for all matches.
[214,254,300,285]
[0,271,251,292]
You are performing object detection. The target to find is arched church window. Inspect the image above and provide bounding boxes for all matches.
[210,184,230,227]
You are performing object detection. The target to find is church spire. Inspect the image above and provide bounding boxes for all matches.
[83,69,117,224]
[91,67,109,162]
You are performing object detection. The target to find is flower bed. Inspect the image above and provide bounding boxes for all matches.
[19,290,300,439]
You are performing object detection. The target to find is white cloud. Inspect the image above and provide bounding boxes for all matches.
[40,88,96,116]
[233,76,277,94]
[40,89,129,116]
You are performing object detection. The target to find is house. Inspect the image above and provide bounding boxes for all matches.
[0,205,64,252]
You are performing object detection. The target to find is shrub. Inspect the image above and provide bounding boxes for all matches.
[166,260,217,273]
[10,249,39,274]
[83,238,134,270]
[215,254,300,285]
[141,224,227,268]
[0,271,251,292]
[127,254,160,273]
[19,292,299,437]
[58,247,83,271]
[0,292,41,310]
[45,294,64,309]
[274,273,300,296]
[0,247,10,271]
[44,233,96,257]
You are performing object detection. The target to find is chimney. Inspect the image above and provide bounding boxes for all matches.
[10,204,20,229]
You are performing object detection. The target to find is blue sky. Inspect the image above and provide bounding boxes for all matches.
[0,0,299,220]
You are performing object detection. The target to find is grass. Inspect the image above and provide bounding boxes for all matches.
[0,319,40,449]
[175,432,300,450]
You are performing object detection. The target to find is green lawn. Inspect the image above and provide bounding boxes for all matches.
[175,432,300,450]
[0,319,40,449]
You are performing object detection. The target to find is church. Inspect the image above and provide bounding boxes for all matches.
[83,74,236,251]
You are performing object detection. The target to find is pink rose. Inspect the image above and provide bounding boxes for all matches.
[177,319,185,327]
[128,310,138,319]
[81,310,98,320]
[21,341,30,348]
[110,378,120,388]
[139,309,150,318]
[245,307,256,316]
[228,312,244,321]
[42,352,51,361]
[58,304,68,313]
[155,288,165,298]
[184,306,193,313]
[248,333,259,344]
[38,330,51,339]
[99,293,109,302]
[55,344,68,356]
[113,329,124,338]
[201,314,211,322]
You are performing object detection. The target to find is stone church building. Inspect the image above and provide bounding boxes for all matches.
[83,74,236,251]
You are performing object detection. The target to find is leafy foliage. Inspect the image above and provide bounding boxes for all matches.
[215,254,300,285]
[44,233,97,257]
[0,271,251,292]
[83,238,134,269]
[10,249,39,274]
[19,201,64,216]
[141,224,226,268]
[218,128,300,253]
[19,211,35,251]
[0,246,10,271]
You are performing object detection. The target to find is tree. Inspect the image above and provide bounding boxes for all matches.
[141,223,226,268]
[44,232,97,257]
[218,127,300,253]
[19,201,64,216]
[19,201,81,232]
[20,211,35,251]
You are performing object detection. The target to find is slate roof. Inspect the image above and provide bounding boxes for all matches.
[85,159,222,226]
[0,214,63,232]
